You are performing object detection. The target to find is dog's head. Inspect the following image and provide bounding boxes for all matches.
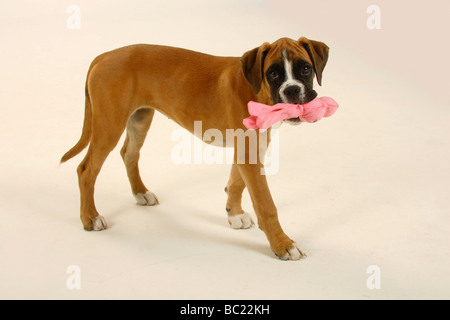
[241,37,329,125]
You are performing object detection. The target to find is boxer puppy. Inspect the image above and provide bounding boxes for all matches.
[61,37,329,260]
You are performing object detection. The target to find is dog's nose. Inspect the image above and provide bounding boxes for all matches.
[283,85,301,99]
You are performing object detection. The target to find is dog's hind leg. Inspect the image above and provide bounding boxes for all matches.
[77,104,128,231]
[225,164,254,229]
[120,108,159,206]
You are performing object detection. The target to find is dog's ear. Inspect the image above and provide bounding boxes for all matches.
[240,42,271,94]
[298,37,329,86]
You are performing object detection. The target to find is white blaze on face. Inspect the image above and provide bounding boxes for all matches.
[279,49,306,103]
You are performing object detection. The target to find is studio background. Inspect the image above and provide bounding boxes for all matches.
[1,0,449,299]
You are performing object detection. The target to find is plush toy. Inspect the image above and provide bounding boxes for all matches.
[243,96,339,130]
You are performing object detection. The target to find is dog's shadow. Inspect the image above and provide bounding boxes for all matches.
[191,209,274,259]
[104,201,274,259]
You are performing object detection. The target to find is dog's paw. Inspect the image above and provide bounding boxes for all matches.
[275,243,306,261]
[228,212,254,229]
[84,215,107,231]
[93,215,108,231]
[135,191,159,206]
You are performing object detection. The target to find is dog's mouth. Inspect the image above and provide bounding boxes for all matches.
[282,90,317,125]
[284,117,302,125]
[278,90,317,105]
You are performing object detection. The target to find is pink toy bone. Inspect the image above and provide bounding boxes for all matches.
[243,97,339,130]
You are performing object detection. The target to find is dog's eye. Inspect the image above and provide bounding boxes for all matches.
[301,65,312,76]
[269,71,279,79]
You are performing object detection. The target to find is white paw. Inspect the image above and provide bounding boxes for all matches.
[228,212,254,229]
[93,215,107,231]
[135,191,159,206]
[278,243,307,261]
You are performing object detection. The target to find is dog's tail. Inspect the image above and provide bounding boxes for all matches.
[60,83,92,163]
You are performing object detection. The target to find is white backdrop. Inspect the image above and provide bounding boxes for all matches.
[1,0,449,299]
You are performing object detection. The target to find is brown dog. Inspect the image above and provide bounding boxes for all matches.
[61,37,329,260]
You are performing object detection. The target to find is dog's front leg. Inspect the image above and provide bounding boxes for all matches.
[237,162,306,260]
[225,164,254,229]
